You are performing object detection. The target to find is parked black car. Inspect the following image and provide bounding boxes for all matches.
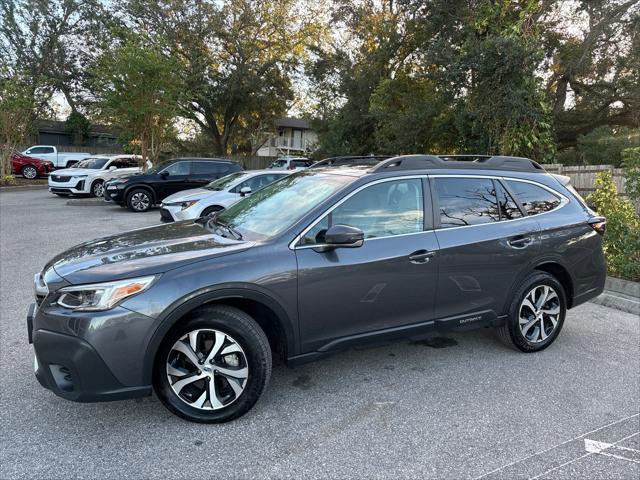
[29,155,606,423]
[104,157,243,212]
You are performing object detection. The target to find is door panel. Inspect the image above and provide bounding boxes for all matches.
[296,233,439,352]
[431,176,540,324]
[295,177,438,352]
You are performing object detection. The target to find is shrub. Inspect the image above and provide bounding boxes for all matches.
[622,147,640,204]
[588,171,640,281]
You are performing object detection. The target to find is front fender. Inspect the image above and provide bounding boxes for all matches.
[141,284,298,384]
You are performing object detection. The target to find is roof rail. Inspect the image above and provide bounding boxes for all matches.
[308,155,393,168]
[371,154,544,173]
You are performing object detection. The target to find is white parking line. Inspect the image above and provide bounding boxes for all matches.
[473,413,640,479]
[528,431,640,479]
[584,434,640,464]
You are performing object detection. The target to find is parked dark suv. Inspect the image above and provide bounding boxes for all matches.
[104,157,243,212]
[28,155,606,423]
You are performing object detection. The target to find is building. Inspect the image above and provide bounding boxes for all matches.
[34,120,121,148]
[256,117,317,157]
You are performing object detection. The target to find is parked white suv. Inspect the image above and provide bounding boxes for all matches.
[267,156,314,171]
[48,155,143,197]
[159,170,291,222]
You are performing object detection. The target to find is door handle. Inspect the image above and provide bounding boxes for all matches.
[409,250,435,264]
[507,235,533,248]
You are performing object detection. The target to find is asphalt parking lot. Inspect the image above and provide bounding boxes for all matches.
[1,187,638,479]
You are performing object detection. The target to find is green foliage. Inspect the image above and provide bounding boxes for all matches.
[64,111,90,146]
[577,127,640,166]
[622,147,640,203]
[588,171,640,281]
[0,72,35,176]
[90,33,183,165]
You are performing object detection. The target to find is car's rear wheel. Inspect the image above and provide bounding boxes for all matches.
[21,165,38,179]
[90,180,104,198]
[126,188,152,212]
[153,305,271,423]
[497,272,566,352]
[201,205,224,218]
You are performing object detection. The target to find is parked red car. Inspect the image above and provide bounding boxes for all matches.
[11,152,55,179]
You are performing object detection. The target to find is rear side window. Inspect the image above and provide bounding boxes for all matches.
[302,178,424,244]
[193,161,229,175]
[435,178,499,228]
[496,182,523,220]
[505,180,561,216]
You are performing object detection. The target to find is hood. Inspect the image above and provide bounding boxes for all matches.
[44,221,254,285]
[163,188,213,203]
[52,167,100,176]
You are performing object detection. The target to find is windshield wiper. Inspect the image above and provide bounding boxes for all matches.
[214,220,243,240]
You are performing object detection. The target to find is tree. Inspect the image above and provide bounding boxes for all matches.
[90,34,183,166]
[123,0,321,155]
[0,72,34,177]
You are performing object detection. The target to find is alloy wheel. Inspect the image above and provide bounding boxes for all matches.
[518,285,561,343]
[130,192,150,211]
[92,181,104,197]
[23,166,37,179]
[166,329,249,410]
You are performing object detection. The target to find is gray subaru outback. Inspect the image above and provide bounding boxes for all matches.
[28,155,607,423]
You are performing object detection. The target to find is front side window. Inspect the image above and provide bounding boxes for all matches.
[233,174,286,193]
[301,179,424,245]
[215,172,352,240]
[505,180,561,216]
[28,147,55,154]
[435,177,499,228]
[161,161,190,176]
[76,157,109,169]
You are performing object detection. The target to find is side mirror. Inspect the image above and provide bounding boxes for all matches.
[319,224,364,251]
[159,170,169,179]
[239,186,252,196]
[108,166,117,171]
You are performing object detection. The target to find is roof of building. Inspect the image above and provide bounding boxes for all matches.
[274,117,312,129]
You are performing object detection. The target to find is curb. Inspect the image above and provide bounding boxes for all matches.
[66,198,106,206]
[589,276,639,315]
[0,184,48,191]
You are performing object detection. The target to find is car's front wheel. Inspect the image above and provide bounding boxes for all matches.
[126,188,153,212]
[200,205,224,218]
[153,305,272,423]
[21,165,38,179]
[497,272,566,352]
[90,180,104,198]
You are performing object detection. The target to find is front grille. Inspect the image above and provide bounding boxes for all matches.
[51,175,71,183]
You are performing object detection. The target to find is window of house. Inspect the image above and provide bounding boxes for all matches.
[435,177,499,228]
[505,180,561,216]
[301,179,424,245]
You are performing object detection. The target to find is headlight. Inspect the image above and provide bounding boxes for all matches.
[72,175,87,180]
[56,276,156,311]
[181,200,199,210]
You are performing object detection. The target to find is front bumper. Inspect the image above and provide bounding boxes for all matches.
[48,178,87,195]
[104,183,126,203]
[29,303,153,403]
[159,204,201,222]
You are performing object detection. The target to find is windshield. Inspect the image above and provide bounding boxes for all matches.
[204,172,246,191]
[76,157,109,169]
[215,172,352,240]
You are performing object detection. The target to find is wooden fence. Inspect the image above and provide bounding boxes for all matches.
[544,164,627,197]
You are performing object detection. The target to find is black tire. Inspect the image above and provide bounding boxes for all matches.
[126,188,153,212]
[201,205,224,218]
[90,180,104,198]
[153,305,272,423]
[497,272,567,352]
[21,165,38,179]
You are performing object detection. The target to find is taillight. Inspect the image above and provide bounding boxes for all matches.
[588,216,606,235]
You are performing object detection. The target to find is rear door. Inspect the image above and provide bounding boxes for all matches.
[189,161,229,186]
[430,175,540,328]
[295,177,439,352]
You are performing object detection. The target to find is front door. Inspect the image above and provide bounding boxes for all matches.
[158,161,192,199]
[430,175,541,327]
[295,177,439,352]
